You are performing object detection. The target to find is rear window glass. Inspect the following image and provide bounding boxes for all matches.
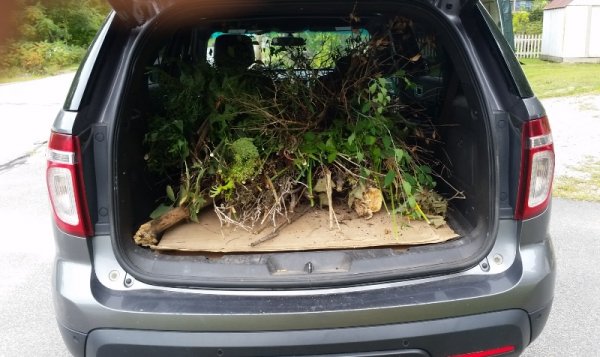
[207,30,369,70]
[203,28,443,71]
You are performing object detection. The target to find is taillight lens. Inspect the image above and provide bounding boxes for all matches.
[515,116,554,220]
[46,132,92,237]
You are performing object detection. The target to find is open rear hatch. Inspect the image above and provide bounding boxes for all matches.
[106,0,497,288]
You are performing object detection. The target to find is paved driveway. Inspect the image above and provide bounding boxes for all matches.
[0,74,598,356]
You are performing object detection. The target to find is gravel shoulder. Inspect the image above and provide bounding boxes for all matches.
[542,95,600,177]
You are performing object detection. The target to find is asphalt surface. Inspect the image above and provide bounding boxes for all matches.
[0,75,599,356]
[0,75,72,356]
[0,73,74,166]
[0,153,67,356]
[521,199,600,357]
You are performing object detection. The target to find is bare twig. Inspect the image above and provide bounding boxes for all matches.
[325,168,341,231]
[193,119,210,159]
[250,207,311,247]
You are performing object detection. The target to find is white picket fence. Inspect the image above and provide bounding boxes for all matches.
[514,34,542,58]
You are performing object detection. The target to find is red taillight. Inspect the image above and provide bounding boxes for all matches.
[448,345,516,357]
[46,131,93,237]
[515,116,554,220]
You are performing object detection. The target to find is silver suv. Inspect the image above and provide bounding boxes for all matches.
[47,1,555,356]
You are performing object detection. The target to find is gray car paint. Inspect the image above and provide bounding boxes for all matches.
[50,1,556,355]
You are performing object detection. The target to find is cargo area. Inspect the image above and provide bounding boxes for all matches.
[110,2,496,287]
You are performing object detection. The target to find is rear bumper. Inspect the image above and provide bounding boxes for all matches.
[60,309,530,357]
[52,217,555,357]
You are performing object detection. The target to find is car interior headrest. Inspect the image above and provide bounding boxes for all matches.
[213,34,255,70]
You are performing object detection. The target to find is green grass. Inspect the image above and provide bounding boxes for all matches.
[520,58,600,98]
[554,159,600,201]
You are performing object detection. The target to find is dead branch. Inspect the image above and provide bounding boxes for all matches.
[134,206,190,247]
[193,119,210,159]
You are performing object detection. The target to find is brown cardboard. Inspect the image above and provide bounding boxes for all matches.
[155,207,459,252]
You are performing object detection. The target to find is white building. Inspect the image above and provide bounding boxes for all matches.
[541,0,600,63]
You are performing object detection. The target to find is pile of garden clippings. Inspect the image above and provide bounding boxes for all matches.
[134,16,461,252]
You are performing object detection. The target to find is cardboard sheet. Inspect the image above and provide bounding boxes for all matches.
[155,207,459,253]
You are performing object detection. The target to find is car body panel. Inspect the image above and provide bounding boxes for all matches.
[53,214,554,334]
[50,1,556,355]
[82,310,529,356]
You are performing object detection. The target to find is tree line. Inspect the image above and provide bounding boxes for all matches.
[512,0,548,35]
[0,0,110,76]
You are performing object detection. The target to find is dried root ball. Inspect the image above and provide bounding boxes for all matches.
[350,187,383,219]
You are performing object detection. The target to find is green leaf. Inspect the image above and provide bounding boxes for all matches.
[327,152,337,163]
[300,144,317,154]
[369,83,378,94]
[166,185,176,202]
[419,165,432,174]
[394,148,405,161]
[361,101,371,114]
[348,132,356,145]
[308,153,320,162]
[179,187,188,205]
[372,146,381,162]
[383,136,392,149]
[356,151,364,162]
[361,167,371,177]
[325,137,336,150]
[404,174,417,187]
[404,77,415,89]
[407,196,417,208]
[317,141,327,151]
[149,204,173,219]
[402,180,412,195]
[364,136,376,146]
[395,69,406,77]
[209,185,221,198]
[304,132,316,142]
[384,170,396,188]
